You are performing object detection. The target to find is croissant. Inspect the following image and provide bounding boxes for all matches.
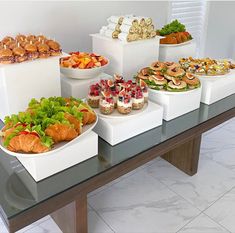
[7,134,49,153]
[64,113,82,135]
[45,123,78,143]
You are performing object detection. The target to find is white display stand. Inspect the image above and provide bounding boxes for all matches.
[149,87,202,121]
[199,69,235,105]
[0,56,61,121]
[93,101,163,146]
[61,73,112,99]
[159,41,196,62]
[91,34,161,79]
[99,126,162,164]
[17,131,98,182]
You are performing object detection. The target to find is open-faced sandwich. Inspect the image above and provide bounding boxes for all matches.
[157,20,193,45]
[0,97,96,154]
[136,61,201,92]
[179,57,235,76]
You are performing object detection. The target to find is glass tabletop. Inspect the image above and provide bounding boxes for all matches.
[0,94,235,220]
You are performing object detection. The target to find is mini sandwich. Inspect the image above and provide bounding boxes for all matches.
[182,73,200,89]
[26,35,36,42]
[47,40,61,56]
[37,43,50,58]
[25,43,39,60]
[167,77,187,92]
[15,34,26,42]
[13,46,28,63]
[164,67,185,80]
[0,47,14,64]
[6,40,17,50]
[2,36,14,45]
[147,74,167,90]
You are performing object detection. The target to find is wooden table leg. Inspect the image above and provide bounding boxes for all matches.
[162,135,202,176]
[51,194,87,233]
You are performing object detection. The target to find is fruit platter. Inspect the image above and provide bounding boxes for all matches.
[60,52,109,79]
[0,97,97,157]
[87,74,148,117]
[136,61,201,92]
[179,57,235,76]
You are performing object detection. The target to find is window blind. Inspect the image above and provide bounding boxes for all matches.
[168,1,208,56]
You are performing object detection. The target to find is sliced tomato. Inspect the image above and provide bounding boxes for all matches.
[19,131,29,135]
[80,109,89,112]
[30,132,40,138]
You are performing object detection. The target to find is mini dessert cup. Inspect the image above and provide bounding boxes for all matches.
[99,91,115,115]
[131,87,145,110]
[117,90,132,114]
[87,83,101,108]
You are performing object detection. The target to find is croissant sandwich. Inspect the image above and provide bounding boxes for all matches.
[0,97,96,154]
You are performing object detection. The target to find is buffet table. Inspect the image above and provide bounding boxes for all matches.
[0,94,235,233]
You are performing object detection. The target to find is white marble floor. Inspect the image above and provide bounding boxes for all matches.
[1,117,235,233]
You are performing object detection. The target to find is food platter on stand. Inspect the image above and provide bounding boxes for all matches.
[159,39,193,47]
[0,116,98,158]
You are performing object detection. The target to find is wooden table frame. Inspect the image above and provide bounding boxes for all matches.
[2,107,235,233]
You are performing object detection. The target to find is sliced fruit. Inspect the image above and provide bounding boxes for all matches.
[119,89,126,96]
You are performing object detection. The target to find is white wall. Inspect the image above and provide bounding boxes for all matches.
[204,1,235,59]
[0,1,168,53]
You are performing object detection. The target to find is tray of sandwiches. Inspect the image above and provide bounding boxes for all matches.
[87,74,149,118]
[0,34,61,64]
[0,97,97,157]
[179,57,235,77]
[136,61,201,93]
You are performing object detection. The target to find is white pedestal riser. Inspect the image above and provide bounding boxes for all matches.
[0,57,61,121]
[149,88,202,121]
[91,34,160,79]
[199,70,235,105]
[17,131,98,182]
[61,73,112,99]
[93,101,163,145]
[159,41,196,62]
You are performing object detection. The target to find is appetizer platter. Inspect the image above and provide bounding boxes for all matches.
[99,14,157,42]
[136,61,201,92]
[179,57,235,76]
[60,52,109,79]
[0,97,97,157]
[0,34,61,64]
[87,74,148,117]
[157,20,193,45]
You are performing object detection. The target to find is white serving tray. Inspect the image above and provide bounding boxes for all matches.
[0,117,98,158]
[61,73,112,99]
[0,55,62,121]
[159,40,196,62]
[16,131,98,182]
[91,33,161,79]
[93,101,163,146]
[198,68,235,105]
[148,87,202,121]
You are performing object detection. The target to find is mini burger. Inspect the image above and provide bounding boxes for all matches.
[167,77,187,92]
[26,35,36,42]
[2,36,14,45]
[182,73,200,89]
[15,34,26,42]
[47,40,61,56]
[37,43,50,58]
[25,43,39,60]
[164,67,185,80]
[13,46,28,63]
[0,47,14,64]
[147,74,167,90]
[6,40,17,50]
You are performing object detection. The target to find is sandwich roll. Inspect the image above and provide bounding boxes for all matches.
[105,29,119,39]
[147,24,154,33]
[145,17,152,26]
[108,23,121,31]
[118,32,130,42]
[150,31,157,38]
[122,17,139,27]
[120,24,135,33]
[107,16,124,24]
[99,26,108,35]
